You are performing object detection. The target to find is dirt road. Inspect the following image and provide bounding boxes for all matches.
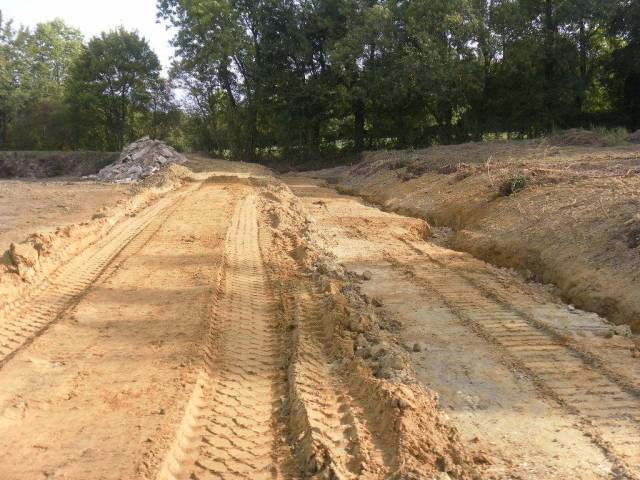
[1,164,639,479]
[285,176,640,479]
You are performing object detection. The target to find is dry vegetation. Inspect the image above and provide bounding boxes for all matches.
[330,137,640,331]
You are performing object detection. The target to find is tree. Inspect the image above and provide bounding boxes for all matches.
[159,0,266,159]
[610,0,640,129]
[66,28,161,150]
[0,11,17,147]
[0,15,83,149]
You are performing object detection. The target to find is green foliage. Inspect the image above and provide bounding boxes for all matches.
[0,14,83,149]
[0,12,177,152]
[158,0,637,161]
[65,28,162,150]
[2,0,639,156]
[499,174,529,196]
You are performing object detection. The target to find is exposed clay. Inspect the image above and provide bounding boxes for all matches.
[320,142,640,331]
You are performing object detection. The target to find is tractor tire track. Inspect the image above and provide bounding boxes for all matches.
[0,184,197,369]
[387,249,640,479]
[156,194,293,480]
[282,283,390,478]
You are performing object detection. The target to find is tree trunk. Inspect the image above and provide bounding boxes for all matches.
[577,19,588,112]
[246,106,258,162]
[353,98,365,152]
[543,0,556,129]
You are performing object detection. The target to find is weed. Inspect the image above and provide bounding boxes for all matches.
[593,127,629,146]
[499,174,529,196]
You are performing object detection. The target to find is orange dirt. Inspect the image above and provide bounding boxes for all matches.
[326,141,640,332]
[2,152,638,479]
[285,176,640,479]
[0,178,129,248]
[0,160,479,479]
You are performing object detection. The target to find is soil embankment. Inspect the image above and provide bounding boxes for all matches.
[326,141,640,331]
[0,151,118,178]
[285,175,640,478]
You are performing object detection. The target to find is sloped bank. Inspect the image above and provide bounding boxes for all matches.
[331,142,640,332]
[0,151,118,178]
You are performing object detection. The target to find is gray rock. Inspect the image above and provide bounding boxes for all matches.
[96,137,186,183]
[613,324,633,337]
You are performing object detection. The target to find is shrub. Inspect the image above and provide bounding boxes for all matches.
[499,174,529,196]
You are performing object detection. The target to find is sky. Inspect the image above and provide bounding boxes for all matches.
[0,0,176,73]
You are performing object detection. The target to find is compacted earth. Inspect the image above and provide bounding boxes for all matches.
[0,153,638,479]
[0,179,130,248]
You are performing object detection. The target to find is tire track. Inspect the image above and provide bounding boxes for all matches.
[0,185,197,368]
[282,283,390,478]
[387,249,640,479]
[156,194,293,480]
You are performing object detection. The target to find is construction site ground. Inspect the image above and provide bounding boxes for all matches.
[0,154,638,479]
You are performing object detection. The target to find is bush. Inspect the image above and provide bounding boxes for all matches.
[499,174,529,196]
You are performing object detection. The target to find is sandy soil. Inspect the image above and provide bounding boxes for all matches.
[325,141,640,332]
[0,160,478,479]
[0,182,236,479]
[0,178,130,248]
[2,151,639,479]
[285,176,640,479]
[0,155,271,254]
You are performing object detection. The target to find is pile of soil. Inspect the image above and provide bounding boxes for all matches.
[326,140,640,332]
[550,128,611,147]
[94,137,186,183]
[627,130,640,144]
[0,151,118,178]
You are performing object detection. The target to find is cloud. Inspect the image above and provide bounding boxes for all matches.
[0,0,176,73]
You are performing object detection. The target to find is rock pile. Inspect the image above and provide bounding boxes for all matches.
[94,137,186,183]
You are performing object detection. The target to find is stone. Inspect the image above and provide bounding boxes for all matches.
[95,137,186,183]
[613,324,632,337]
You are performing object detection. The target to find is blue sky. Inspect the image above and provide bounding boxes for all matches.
[0,0,176,72]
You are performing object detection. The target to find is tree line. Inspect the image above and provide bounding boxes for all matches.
[161,0,640,160]
[1,1,640,160]
[0,13,180,151]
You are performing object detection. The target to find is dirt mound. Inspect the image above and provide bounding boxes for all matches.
[135,163,193,190]
[94,137,187,183]
[0,151,118,178]
[254,181,479,478]
[627,130,640,144]
[550,128,610,147]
